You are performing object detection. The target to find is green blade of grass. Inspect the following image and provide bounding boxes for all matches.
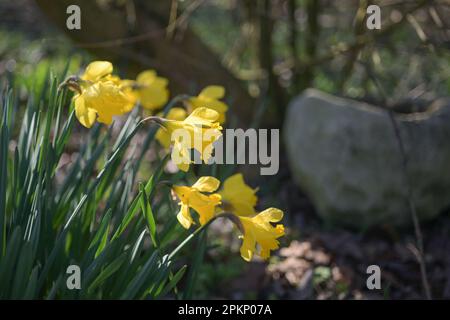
[139,182,158,248]
[120,250,160,299]
[112,154,169,240]
[155,265,187,299]
[0,91,11,256]
[182,230,207,299]
[87,253,127,294]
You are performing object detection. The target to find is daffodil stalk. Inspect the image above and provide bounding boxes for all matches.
[133,94,190,170]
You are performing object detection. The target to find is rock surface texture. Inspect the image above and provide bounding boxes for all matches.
[284,89,450,229]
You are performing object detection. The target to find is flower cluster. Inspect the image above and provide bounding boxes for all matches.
[64,61,226,172]
[172,174,285,262]
[63,61,285,262]
[64,61,168,128]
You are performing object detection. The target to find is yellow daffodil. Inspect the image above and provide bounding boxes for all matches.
[219,173,258,216]
[173,176,222,229]
[155,107,222,172]
[81,60,113,82]
[237,208,285,262]
[131,70,169,111]
[74,81,134,127]
[155,107,187,148]
[65,61,135,128]
[217,173,284,261]
[188,86,228,124]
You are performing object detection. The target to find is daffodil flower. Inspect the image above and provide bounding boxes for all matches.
[154,107,222,172]
[172,176,222,229]
[187,86,228,124]
[129,70,169,111]
[219,173,258,216]
[65,61,135,128]
[218,174,285,261]
[237,208,285,262]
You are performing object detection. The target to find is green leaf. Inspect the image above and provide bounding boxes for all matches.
[87,254,127,294]
[0,227,22,297]
[182,231,207,299]
[139,183,158,248]
[23,266,39,299]
[155,265,187,298]
[112,154,169,240]
[0,93,10,256]
[120,250,160,299]
[88,209,112,258]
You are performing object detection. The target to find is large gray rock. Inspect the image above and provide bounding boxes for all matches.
[284,89,450,229]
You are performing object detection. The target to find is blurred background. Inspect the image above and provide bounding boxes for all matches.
[1,0,449,299]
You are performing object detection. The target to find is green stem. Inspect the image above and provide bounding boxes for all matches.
[168,217,215,260]
[168,212,235,260]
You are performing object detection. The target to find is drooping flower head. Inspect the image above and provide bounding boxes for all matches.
[172,176,222,229]
[237,208,285,262]
[65,61,135,128]
[127,70,169,111]
[155,107,222,172]
[187,86,228,124]
[218,174,285,261]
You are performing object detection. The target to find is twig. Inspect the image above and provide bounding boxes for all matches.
[74,30,164,48]
[166,0,179,38]
[339,0,368,91]
[387,112,432,300]
[362,61,432,300]
[302,0,431,68]
[166,0,207,39]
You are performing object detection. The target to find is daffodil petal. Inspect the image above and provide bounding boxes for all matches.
[257,207,283,223]
[156,128,171,148]
[139,86,169,110]
[82,61,113,82]
[196,204,216,225]
[199,85,225,99]
[74,95,97,128]
[184,107,220,125]
[134,70,169,110]
[163,107,188,121]
[192,176,220,192]
[220,173,258,216]
[177,204,193,229]
[136,70,157,84]
[239,233,256,262]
